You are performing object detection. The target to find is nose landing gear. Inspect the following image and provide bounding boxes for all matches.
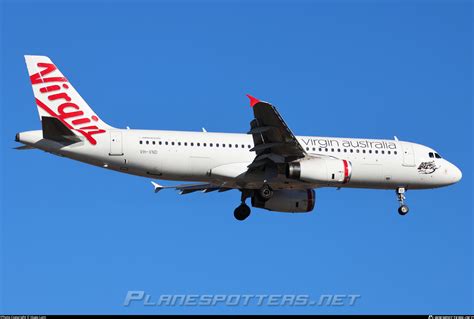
[396,187,409,216]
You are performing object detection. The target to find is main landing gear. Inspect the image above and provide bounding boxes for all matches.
[396,187,409,216]
[234,190,252,221]
[234,203,251,221]
[234,185,274,221]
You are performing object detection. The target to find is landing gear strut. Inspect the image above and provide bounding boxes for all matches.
[234,190,252,221]
[396,187,409,216]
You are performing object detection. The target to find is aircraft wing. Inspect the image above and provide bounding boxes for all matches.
[151,181,232,195]
[246,95,306,169]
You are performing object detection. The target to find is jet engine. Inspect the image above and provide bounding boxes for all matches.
[251,189,315,213]
[286,157,352,185]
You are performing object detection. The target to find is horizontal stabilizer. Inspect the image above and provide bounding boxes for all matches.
[42,116,81,144]
[14,145,35,150]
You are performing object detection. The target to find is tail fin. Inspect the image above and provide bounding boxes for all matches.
[24,55,113,145]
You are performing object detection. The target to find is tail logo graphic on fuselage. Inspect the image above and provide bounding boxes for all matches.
[30,62,106,145]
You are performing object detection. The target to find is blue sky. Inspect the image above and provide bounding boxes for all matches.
[1,0,472,314]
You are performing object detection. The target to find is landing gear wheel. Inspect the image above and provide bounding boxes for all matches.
[395,187,409,216]
[234,204,251,221]
[398,205,409,216]
[259,184,273,200]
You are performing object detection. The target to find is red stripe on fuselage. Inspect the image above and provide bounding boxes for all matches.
[342,160,350,184]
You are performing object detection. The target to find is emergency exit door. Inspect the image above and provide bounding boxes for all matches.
[401,142,415,167]
[109,131,123,156]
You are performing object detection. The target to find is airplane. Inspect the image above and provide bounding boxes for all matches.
[15,55,463,221]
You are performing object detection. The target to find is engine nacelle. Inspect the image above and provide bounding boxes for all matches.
[286,158,352,185]
[251,189,315,213]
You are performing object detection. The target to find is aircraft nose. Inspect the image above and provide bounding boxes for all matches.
[451,164,462,183]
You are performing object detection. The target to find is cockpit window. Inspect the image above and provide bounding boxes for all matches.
[429,152,442,159]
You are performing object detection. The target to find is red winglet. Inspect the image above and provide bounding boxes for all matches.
[246,94,260,107]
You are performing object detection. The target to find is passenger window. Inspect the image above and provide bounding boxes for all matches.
[242,144,245,148]
[312,147,316,151]
[325,148,328,152]
[375,150,378,154]
[331,148,334,152]
[159,141,162,145]
[306,147,309,151]
[190,142,194,146]
[381,150,384,154]
[146,141,149,145]
[139,141,143,144]
[387,151,390,154]
[229,144,232,148]
[344,149,347,153]
[338,149,341,152]
[356,149,359,153]
[152,141,155,145]
[248,145,251,148]
[235,144,238,148]
[369,150,372,154]
[165,141,168,145]
[319,148,322,152]
[171,142,175,146]
[184,142,187,146]
[362,150,366,153]
[394,151,397,155]
[210,143,213,147]
[350,149,353,153]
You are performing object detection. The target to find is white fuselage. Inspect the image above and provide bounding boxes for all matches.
[17,129,462,191]
[18,55,463,218]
